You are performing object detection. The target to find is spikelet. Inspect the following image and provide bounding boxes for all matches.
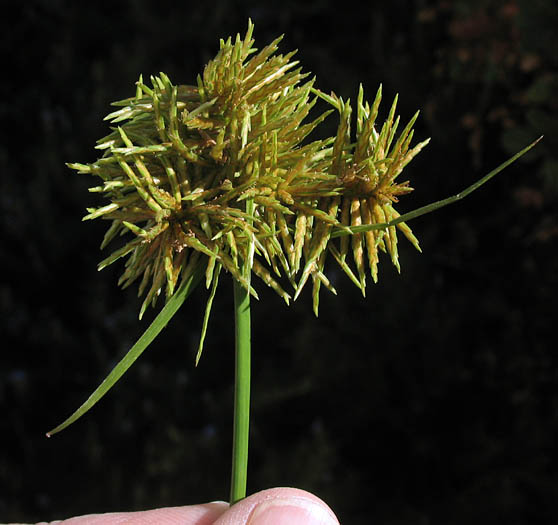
[297,84,429,314]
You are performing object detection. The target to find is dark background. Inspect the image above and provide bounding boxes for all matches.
[2,1,557,523]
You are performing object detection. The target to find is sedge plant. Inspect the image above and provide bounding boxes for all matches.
[47,20,541,504]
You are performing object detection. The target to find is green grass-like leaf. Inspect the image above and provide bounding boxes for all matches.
[46,261,205,437]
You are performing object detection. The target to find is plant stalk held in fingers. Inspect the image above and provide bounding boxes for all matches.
[48,19,541,503]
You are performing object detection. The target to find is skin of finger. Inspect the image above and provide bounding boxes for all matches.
[32,501,229,525]
[212,487,340,525]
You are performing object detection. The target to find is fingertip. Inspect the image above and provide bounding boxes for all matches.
[214,487,339,525]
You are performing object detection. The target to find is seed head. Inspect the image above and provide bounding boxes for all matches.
[294,86,429,314]
[69,21,428,319]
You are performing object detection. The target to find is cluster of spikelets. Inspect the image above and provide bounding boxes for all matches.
[69,21,429,319]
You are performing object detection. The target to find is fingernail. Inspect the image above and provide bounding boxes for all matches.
[247,497,338,525]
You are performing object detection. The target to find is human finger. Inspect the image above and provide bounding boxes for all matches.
[28,501,229,525]
[213,487,339,525]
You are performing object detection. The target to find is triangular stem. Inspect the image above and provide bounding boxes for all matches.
[230,278,251,504]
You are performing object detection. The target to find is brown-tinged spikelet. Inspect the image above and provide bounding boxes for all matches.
[293,86,429,314]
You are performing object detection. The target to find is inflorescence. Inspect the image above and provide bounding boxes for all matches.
[69,20,429,319]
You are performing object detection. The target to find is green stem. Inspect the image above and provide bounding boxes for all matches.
[230,278,251,504]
